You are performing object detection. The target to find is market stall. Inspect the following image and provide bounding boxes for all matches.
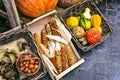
[0,0,117,80]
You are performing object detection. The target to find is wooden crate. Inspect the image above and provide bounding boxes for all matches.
[0,0,21,28]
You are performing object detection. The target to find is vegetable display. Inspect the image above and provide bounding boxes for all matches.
[15,0,58,18]
[34,18,77,74]
[66,7,102,45]
[0,38,41,79]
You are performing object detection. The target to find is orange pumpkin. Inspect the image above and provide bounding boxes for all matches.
[15,0,58,18]
[86,28,101,44]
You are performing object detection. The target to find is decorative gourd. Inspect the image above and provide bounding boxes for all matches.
[15,0,58,18]
[86,28,101,44]
[58,0,80,8]
[90,14,102,28]
[72,26,85,38]
[83,8,91,19]
[66,16,79,29]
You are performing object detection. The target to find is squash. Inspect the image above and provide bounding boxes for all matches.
[72,26,85,38]
[46,0,58,12]
[58,0,80,8]
[83,8,91,19]
[66,16,79,29]
[90,14,102,28]
[75,12,91,30]
[15,0,58,18]
[86,28,101,44]
[90,14,102,33]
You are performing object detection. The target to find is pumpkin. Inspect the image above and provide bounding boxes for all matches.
[15,0,58,18]
[58,0,80,8]
[86,28,101,44]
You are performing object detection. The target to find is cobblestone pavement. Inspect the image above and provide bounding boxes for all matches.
[40,1,120,80]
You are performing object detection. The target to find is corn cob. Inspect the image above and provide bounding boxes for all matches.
[65,44,75,66]
[34,33,51,58]
[60,45,67,71]
[41,29,48,48]
[49,57,57,70]
[45,23,58,70]
[34,33,44,54]
[45,24,52,35]
[45,24,53,41]
[55,51,62,73]
[48,21,60,36]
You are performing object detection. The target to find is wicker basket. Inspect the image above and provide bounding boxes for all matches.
[0,27,46,80]
[59,0,112,52]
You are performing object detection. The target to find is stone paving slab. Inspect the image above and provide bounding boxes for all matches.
[40,1,120,80]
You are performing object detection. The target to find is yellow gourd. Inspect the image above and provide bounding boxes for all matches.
[97,27,102,34]
[90,14,102,28]
[66,16,79,29]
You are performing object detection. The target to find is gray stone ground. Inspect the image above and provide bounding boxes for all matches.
[40,1,120,80]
